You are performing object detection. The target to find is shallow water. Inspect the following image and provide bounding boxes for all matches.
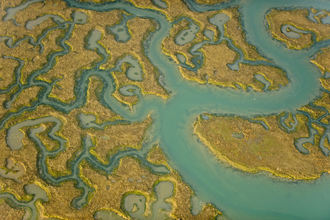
[232,132,245,139]
[321,15,330,24]
[26,14,65,30]
[281,24,309,39]
[119,84,140,96]
[4,0,44,24]
[114,55,144,81]
[152,181,173,210]
[3,0,330,219]
[152,0,167,9]
[307,8,324,23]
[0,158,25,183]
[176,53,186,63]
[175,20,199,45]
[204,29,215,41]
[124,194,146,219]
[6,116,62,150]
[108,13,134,43]
[191,195,206,215]
[254,74,271,91]
[0,183,48,220]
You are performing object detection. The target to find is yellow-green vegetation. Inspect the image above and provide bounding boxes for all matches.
[90,116,153,164]
[0,76,221,219]
[162,8,265,67]
[100,17,169,106]
[0,123,220,219]
[145,146,223,219]
[181,42,288,91]
[0,0,168,105]
[314,91,330,111]
[0,62,43,121]
[11,86,41,109]
[128,0,214,21]
[0,127,42,200]
[299,104,327,120]
[0,201,25,219]
[0,56,36,118]
[161,7,284,90]
[39,156,221,219]
[224,8,267,61]
[196,0,229,4]
[162,19,218,68]
[147,145,168,166]
[311,46,330,74]
[2,77,139,176]
[194,113,330,180]
[266,9,330,49]
[79,0,115,2]
[0,58,18,90]
[0,1,71,85]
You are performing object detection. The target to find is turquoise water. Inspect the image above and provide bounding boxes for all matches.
[2,0,330,219]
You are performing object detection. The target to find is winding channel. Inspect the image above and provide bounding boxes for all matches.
[2,0,330,219]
